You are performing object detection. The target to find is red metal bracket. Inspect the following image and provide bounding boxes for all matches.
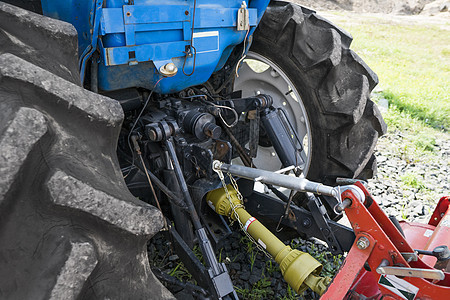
[324,183,450,299]
[429,196,450,226]
[322,233,376,300]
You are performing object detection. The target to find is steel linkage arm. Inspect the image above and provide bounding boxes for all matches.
[212,161,337,197]
[166,140,238,299]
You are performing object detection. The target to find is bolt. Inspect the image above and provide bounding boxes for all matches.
[160,62,178,76]
[356,236,370,250]
[302,218,312,228]
[166,63,176,72]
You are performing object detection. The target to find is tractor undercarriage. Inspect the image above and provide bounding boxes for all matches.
[117,87,450,299]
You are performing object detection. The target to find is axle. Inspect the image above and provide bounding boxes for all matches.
[206,185,331,295]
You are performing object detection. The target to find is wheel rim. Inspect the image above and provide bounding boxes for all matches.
[233,51,312,174]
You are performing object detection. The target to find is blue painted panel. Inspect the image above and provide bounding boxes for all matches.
[102,41,187,66]
[41,0,270,94]
[41,0,96,57]
[123,5,189,24]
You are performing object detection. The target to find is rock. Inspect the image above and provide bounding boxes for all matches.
[421,0,450,15]
[413,204,425,215]
[251,267,261,276]
[231,262,241,271]
[168,254,179,261]
[393,0,434,14]
[240,270,250,281]
[249,274,259,285]
[378,155,388,163]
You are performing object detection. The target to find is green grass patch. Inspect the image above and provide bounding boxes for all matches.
[413,134,436,152]
[400,172,426,190]
[327,14,450,131]
[236,276,273,299]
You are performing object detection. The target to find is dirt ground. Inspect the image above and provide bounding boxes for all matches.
[290,0,449,16]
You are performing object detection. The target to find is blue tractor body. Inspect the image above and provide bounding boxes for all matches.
[40,0,270,93]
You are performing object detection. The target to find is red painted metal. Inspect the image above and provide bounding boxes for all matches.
[400,221,435,252]
[429,196,450,226]
[321,233,376,300]
[351,271,382,299]
[323,184,450,299]
[423,201,450,269]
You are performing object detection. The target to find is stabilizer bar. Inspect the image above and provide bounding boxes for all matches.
[212,161,337,197]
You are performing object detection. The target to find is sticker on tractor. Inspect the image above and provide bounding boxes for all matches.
[378,275,419,300]
[424,229,433,237]
[244,217,256,232]
[257,239,267,249]
[193,31,219,53]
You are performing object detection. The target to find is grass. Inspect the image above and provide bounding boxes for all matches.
[400,172,426,190]
[324,13,449,131]
[342,19,449,130]
[168,261,193,282]
[236,276,274,299]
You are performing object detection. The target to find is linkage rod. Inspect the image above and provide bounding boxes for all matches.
[213,161,337,197]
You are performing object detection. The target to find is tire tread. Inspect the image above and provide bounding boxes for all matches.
[253,1,386,181]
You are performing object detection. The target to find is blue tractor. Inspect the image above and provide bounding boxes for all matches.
[0,0,385,298]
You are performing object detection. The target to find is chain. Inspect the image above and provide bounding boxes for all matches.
[213,163,272,258]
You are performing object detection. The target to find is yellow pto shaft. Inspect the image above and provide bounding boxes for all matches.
[206,186,331,295]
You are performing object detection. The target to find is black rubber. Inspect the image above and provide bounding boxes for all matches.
[0,3,173,299]
[252,1,386,183]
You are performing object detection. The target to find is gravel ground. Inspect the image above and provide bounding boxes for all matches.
[368,126,450,223]
[149,230,337,299]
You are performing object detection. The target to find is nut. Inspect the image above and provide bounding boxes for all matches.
[356,236,370,250]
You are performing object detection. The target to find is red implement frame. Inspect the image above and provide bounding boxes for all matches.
[322,184,450,299]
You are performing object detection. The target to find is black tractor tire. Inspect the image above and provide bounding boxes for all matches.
[249,1,386,183]
[0,3,173,299]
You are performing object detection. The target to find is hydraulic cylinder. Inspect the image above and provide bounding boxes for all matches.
[206,186,331,295]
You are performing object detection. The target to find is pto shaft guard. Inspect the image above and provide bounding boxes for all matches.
[206,185,331,295]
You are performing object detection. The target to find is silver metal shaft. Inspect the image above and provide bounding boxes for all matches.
[213,161,337,197]
[376,266,445,281]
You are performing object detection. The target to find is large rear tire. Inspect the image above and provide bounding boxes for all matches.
[235,1,386,183]
[0,3,173,299]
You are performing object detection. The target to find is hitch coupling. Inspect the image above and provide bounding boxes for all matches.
[206,186,331,295]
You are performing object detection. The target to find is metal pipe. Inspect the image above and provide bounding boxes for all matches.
[165,138,221,276]
[213,161,337,197]
[260,107,304,169]
[335,198,352,213]
[165,139,203,230]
